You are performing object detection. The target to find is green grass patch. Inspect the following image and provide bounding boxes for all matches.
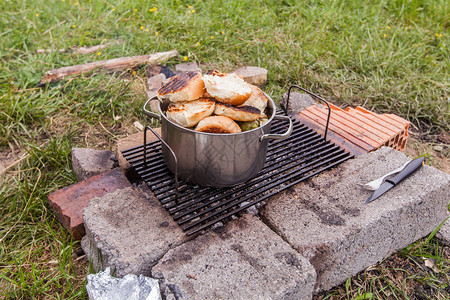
[0,0,448,298]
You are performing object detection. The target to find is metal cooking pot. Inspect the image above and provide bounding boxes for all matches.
[143,95,292,188]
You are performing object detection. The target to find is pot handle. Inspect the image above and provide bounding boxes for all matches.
[144,126,179,201]
[260,115,293,141]
[143,96,161,121]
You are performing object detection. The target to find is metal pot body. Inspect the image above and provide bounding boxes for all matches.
[144,97,292,187]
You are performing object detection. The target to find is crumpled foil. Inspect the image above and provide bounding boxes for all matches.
[86,267,161,300]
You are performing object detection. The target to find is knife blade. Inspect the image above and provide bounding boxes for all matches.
[364,156,425,204]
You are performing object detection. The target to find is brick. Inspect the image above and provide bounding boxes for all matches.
[260,147,450,293]
[152,214,316,300]
[71,148,116,181]
[233,66,268,86]
[116,128,161,181]
[48,168,131,240]
[81,185,187,277]
[174,62,202,74]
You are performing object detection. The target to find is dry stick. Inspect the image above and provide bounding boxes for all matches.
[36,40,120,55]
[40,49,179,84]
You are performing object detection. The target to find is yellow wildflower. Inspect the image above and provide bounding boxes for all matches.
[134,9,138,12]
[140,26,144,30]
[145,28,149,32]
[103,39,108,42]
[132,71,136,75]
[184,56,188,61]
[35,13,39,17]
[383,33,387,37]
[220,31,224,35]
[210,36,214,39]
[149,7,157,12]
[97,52,101,56]
[191,9,195,13]
[72,25,76,28]
[74,2,78,6]
[155,32,159,36]
[387,26,391,29]
[112,8,116,11]
[62,0,65,2]
[188,5,193,9]
[196,41,200,46]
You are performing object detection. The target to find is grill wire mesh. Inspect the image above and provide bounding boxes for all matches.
[122,109,353,236]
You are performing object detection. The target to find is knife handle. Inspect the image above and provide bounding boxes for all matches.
[386,157,425,186]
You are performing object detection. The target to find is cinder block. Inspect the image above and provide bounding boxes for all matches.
[260,147,450,293]
[72,148,116,181]
[437,218,450,245]
[152,214,316,300]
[174,62,202,74]
[116,129,161,181]
[48,168,131,240]
[233,66,268,86]
[81,185,187,277]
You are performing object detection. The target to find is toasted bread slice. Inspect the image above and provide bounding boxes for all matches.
[240,85,268,115]
[158,71,205,102]
[195,116,242,133]
[214,103,261,121]
[203,71,252,106]
[166,98,215,128]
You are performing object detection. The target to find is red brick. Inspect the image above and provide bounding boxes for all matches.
[48,168,130,240]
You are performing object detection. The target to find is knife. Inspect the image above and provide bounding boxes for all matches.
[364,157,425,204]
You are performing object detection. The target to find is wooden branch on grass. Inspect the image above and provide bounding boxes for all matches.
[40,49,179,84]
[37,40,122,55]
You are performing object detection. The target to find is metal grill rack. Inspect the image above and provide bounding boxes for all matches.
[122,110,354,236]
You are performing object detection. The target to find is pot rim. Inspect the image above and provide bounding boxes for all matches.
[157,93,277,136]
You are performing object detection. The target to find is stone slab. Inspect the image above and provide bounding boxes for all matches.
[152,214,316,300]
[174,62,202,74]
[81,185,187,277]
[437,218,450,245]
[116,128,161,181]
[279,92,315,115]
[233,66,268,86]
[260,147,450,293]
[72,147,116,181]
[48,168,131,240]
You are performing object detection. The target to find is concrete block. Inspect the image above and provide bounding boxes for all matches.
[260,147,450,293]
[116,129,161,181]
[72,148,116,181]
[233,66,268,86]
[81,185,187,277]
[437,218,450,245]
[279,92,315,115]
[174,62,202,74]
[48,168,131,240]
[152,214,316,300]
[147,73,166,90]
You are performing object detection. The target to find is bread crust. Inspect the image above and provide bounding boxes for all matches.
[214,103,261,121]
[195,116,242,133]
[158,71,205,102]
[166,98,215,128]
[240,85,268,115]
[203,71,252,106]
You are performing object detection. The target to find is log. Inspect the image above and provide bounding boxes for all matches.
[40,49,179,84]
[37,40,120,55]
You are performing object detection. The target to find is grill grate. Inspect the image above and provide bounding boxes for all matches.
[122,110,353,236]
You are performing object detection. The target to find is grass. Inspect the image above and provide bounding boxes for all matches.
[0,0,448,298]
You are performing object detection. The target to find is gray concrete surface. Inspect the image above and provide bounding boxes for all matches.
[72,148,116,181]
[152,214,316,300]
[279,92,316,114]
[437,218,450,245]
[81,185,187,277]
[260,147,450,293]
